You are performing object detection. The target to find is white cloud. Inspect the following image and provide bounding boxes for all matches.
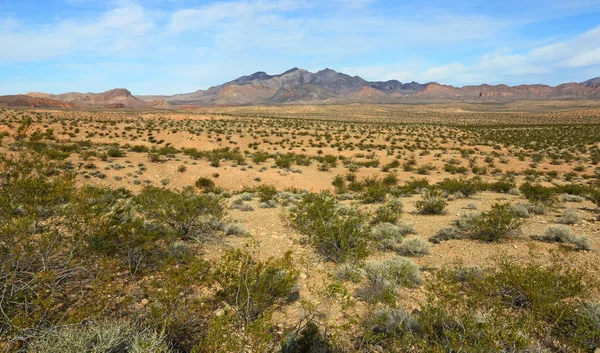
[343,24,600,85]
[0,3,155,62]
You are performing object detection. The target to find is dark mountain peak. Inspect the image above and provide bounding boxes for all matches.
[281,67,303,75]
[583,77,600,87]
[232,71,274,85]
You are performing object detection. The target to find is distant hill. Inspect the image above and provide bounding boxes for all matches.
[136,68,600,106]
[0,95,75,108]
[4,69,600,108]
[583,77,600,88]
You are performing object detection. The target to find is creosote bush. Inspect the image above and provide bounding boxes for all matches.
[288,192,370,263]
[136,186,225,240]
[415,189,448,215]
[468,203,523,242]
[364,257,599,352]
[213,248,299,322]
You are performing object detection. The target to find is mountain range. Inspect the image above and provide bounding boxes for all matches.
[1,68,599,108]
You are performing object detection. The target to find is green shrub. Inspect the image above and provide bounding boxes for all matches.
[437,178,478,197]
[362,179,387,204]
[213,249,299,322]
[468,203,523,242]
[256,184,278,202]
[195,177,215,190]
[485,179,516,193]
[281,322,332,353]
[106,146,125,158]
[288,193,370,263]
[331,174,346,194]
[136,186,225,240]
[415,189,448,215]
[400,258,596,352]
[371,200,403,224]
[337,263,365,283]
[519,183,556,206]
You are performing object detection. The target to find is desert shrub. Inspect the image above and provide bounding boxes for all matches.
[590,189,600,207]
[363,308,418,345]
[366,258,422,288]
[256,184,278,202]
[371,222,407,250]
[396,237,431,256]
[213,249,299,322]
[485,178,516,193]
[429,227,464,243]
[168,240,192,260]
[361,179,388,204]
[223,222,250,236]
[510,202,531,218]
[358,258,421,304]
[130,144,150,153]
[136,186,225,240]
[415,189,448,215]
[29,320,171,353]
[562,301,600,351]
[196,311,277,353]
[538,225,575,243]
[288,193,370,263]
[520,183,556,206]
[537,225,593,251]
[252,151,270,164]
[561,193,585,203]
[331,174,346,194]
[371,200,403,224]
[337,263,366,283]
[401,258,596,352]
[195,177,215,190]
[437,177,478,197]
[560,209,582,224]
[281,322,333,353]
[107,146,125,158]
[468,203,523,242]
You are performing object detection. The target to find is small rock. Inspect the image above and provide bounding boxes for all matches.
[213,308,225,317]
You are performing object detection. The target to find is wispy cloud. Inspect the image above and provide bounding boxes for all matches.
[0,2,154,62]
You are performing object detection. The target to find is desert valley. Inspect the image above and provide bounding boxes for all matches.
[2,67,600,351]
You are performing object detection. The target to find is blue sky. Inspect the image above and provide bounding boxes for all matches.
[1,0,600,95]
